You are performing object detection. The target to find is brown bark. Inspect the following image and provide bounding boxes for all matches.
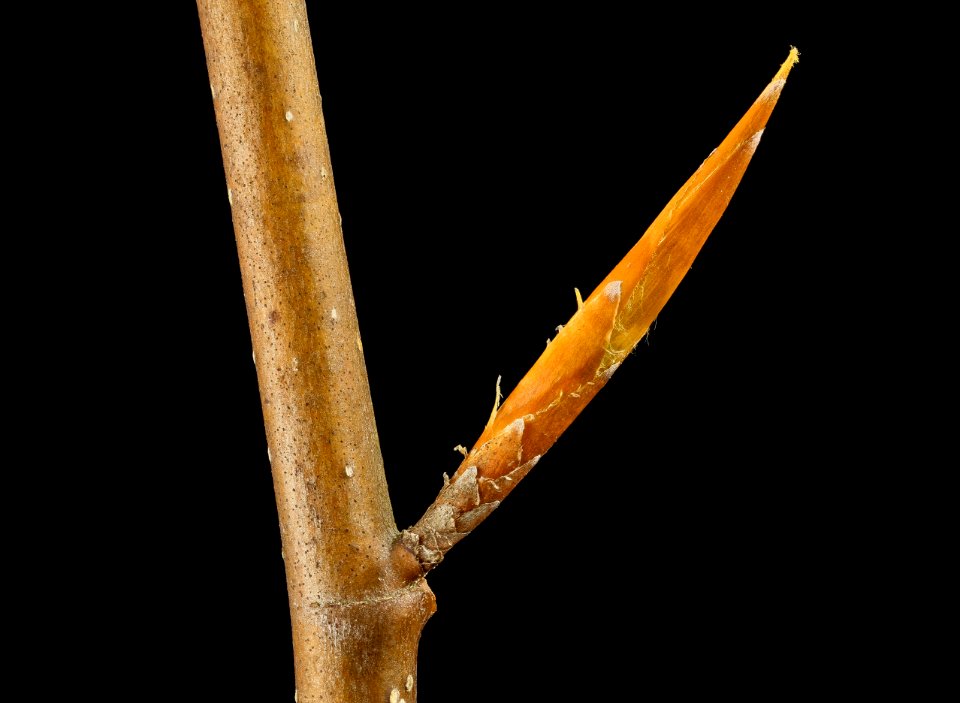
[197,2,432,700]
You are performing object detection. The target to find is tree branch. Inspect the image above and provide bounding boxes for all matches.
[198,0,798,693]
[197,2,433,700]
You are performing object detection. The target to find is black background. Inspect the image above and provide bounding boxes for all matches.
[81,6,921,700]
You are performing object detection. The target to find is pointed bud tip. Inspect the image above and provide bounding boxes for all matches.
[781,47,800,77]
[771,47,800,87]
[755,48,799,115]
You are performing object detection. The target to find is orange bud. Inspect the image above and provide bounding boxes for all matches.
[462,49,799,484]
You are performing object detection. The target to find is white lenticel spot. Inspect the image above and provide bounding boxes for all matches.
[227,188,233,206]
[345,465,354,478]
[406,674,414,691]
[285,110,294,122]
[267,447,272,463]
[331,308,338,321]
[390,689,400,703]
